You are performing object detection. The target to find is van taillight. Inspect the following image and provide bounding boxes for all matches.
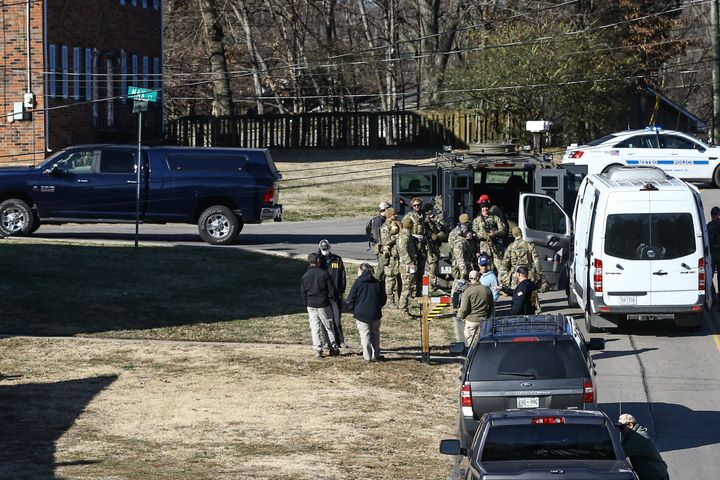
[568,150,584,159]
[461,383,474,417]
[699,258,705,291]
[593,259,603,293]
[583,380,594,404]
[263,184,276,204]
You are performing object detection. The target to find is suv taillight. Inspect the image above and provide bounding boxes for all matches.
[699,258,705,292]
[461,384,473,417]
[263,184,276,204]
[532,416,566,424]
[583,380,595,404]
[593,259,603,293]
[568,150,584,159]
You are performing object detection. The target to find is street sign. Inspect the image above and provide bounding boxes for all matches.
[132,100,149,113]
[127,86,158,102]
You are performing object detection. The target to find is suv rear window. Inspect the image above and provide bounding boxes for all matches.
[605,213,696,260]
[469,341,588,381]
[481,424,616,461]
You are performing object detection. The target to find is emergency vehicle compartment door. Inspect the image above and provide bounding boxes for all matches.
[518,193,572,288]
[391,164,438,216]
[442,169,474,225]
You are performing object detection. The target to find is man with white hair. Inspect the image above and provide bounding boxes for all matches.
[456,270,495,345]
[618,413,669,480]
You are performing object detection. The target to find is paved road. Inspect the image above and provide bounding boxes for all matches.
[26,186,720,477]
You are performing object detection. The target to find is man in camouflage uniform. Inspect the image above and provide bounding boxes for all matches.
[472,200,507,272]
[397,216,419,318]
[422,201,447,276]
[379,207,401,307]
[500,226,547,314]
[405,197,428,292]
[450,227,476,342]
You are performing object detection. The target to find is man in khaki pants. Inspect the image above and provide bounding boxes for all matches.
[457,270,495,345]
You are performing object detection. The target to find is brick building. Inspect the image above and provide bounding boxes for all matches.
[0,0,162,166]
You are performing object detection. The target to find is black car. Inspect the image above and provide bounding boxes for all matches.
[455,314,605,448]
[441,409,636,480]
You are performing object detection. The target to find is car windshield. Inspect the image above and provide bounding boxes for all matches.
[586,134,617,147]
[469,341,588,381]
[605,213,696,260]
[481,424,617,461]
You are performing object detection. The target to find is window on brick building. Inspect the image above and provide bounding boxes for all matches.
[153,0,159,10]
[48,44,57,97]
[132,54,138,89]
[153,57,160,93]
[120,50,127,104]
[131,0,137,6]
[85,48,93,101]
[61,46,69,99]
[142,0,148,8]
[143,56,149,88]
[73,47,81,100]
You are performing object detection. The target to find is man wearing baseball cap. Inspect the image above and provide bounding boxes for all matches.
[618,413,669,479]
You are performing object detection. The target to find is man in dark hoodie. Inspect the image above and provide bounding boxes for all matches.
[301,253,340,358]
[618,413,669,480]
[346,263,387,362]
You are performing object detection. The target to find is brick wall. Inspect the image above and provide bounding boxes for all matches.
[0,2,45,165]
[0,1,162,166]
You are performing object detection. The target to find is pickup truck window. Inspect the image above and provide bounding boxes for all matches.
[100,151,136,174]
[56,150,94,174]
[167,155,247,172]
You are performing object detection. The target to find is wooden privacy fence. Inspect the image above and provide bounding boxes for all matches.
[165,111,523,148]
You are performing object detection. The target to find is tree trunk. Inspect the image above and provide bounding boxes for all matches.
[197,0,234,116]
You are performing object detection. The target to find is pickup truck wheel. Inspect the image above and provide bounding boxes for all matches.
[0,199,35,236]
[198,205,241,245]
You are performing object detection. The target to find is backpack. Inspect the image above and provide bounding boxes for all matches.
[366,215,384,245]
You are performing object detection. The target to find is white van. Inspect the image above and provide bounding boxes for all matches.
[518,166,712,332]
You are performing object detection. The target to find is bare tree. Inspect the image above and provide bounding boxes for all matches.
[198,0,234,116]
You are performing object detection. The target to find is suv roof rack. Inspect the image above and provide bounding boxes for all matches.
[484,314,567,337]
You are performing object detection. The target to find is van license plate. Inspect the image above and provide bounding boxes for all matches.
[517,397,539,408]
[619,296,637,305]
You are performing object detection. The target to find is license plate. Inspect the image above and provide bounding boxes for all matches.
[618,296,637,305]
[517,397,539,408]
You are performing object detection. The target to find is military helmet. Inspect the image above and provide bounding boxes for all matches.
[401,216,413,229]
[389,221,400,235]
[458,213,470,224]
[512,226,522,238]
[385,207,396,218]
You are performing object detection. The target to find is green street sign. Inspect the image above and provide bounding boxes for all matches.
[127,86,158,102]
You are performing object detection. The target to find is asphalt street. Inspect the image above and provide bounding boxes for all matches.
[28,186,720,477]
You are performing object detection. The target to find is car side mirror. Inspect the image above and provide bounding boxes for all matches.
[586,338,605,351]
[439,439,466,456]
[449,341,467,356]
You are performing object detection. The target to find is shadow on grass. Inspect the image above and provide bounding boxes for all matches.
[0,242,309,336]
[0,375,117,479]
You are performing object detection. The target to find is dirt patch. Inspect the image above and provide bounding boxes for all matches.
[0,337,458,480]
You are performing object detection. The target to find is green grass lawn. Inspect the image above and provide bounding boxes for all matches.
[0,240,456,348]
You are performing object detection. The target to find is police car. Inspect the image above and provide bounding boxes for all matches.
[561,127,720,186]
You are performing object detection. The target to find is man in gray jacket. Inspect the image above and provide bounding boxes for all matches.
[457,270,495,345]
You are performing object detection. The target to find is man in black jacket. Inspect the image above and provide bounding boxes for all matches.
[346,263,387,362]
[301,253,340,358]
[318,239,348,347]
[501,266,535,315]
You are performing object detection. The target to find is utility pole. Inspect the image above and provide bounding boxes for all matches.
[712,0,720,142]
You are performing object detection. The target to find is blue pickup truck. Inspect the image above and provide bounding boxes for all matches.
[0,145,282,245]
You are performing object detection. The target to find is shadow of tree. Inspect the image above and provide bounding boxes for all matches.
[0,375,117,479]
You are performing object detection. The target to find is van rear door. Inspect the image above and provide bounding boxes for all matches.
[647,197,702,306]
[601,194,653,308]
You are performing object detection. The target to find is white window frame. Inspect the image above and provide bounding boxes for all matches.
[61,45,69,98]
[73,47,81,100]
[143,56,149,88]
[85,48,92,100]
[120,50,127,104]
[48,44,57,97]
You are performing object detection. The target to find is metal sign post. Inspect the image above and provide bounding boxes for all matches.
[128,86,156,248]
